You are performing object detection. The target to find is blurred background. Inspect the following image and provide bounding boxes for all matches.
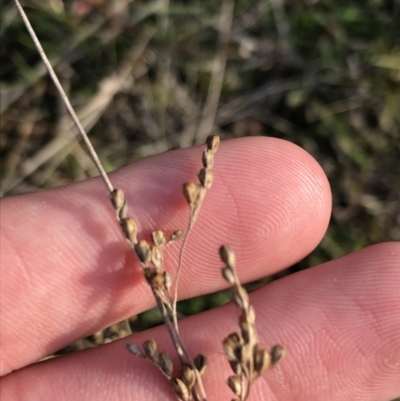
[1,0,399,391]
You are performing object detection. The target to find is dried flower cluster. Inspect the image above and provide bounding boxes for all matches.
[109,135,284,401]
[113,135,284,401]
[13,3,284,399]
[219,245,285,400]
[112,135,221,401]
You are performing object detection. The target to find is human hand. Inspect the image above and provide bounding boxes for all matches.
[1,137,399,400]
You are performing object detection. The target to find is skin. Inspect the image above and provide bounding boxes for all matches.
[0,137,399,401]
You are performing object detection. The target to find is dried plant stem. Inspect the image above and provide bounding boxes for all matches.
[13,0,114,194]
[16,3,285,399]
[172,136,220,332]
[13,0,133,336]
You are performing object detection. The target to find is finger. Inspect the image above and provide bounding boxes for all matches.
[1,243,398,401]
[0,137,331,375]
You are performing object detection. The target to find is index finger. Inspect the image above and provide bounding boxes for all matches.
[0,137,331,375]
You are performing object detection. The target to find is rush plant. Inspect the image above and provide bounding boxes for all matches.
[13,1,285,400]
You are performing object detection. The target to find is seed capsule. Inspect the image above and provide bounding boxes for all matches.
[135,240,151,265]
[198,168,213,189]
[169,230,184,242]
[151,246,163,271]
[121,217,137,244]
[222,266,236,284]
[270,344,286,366]
[171,377,190,401]
[183,182,201,208]
[159,351,173,377]
[219,245,236,268]
[152,229,166,247]
[181,364,196,388]
[253,348,271,375]
[206,134,220,153]
[194,354,207,376]
[227,375,242,396]
[143,339,159,363]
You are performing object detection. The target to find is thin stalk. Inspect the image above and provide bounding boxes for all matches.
[13,0,114,194]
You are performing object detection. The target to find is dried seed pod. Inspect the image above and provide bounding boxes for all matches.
[234,287,249,310]
[126,343,145,358]
[159,351,174,377]
[219,245,236,268]
[227,332,243,345]
[152,229,166,247]
[135,240,151,265]
[202,149,214,168]
[171,377,190,401]
[183,182,201,207]
[149,272,165,290]
[253,348,271,375]
[270,344,286,367]
[198,168,213,189]
[163,271,172,292]
[227,375,242,396]
[151,246,163,271]
[194,354,207,376]
[222,266,236,285]
[111,188,125,212]
[169,230,184,242]
[143,339,159,363]
[206,134,220,153]
[239,320,251,343]
[229,359,242,375]
[121,217,138,244]
[223,335,241,360]
[223,339,236,360]
[144,267,154,281]
[181,364,196,389]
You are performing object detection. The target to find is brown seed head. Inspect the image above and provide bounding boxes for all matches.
[229,359,242,375]
[111,188,125,212]
[135,240,151,265]
[194,354,207,376]
[227,375,242,396]
[121,217,137,244]
[151,246,163,271]
[151,229,166,247]
[222,266,236,285]
[171,377,190,401]
[149,272,165,290]
[270,344,286,367]
[143,339,159,363]
[253,348,271,375]
[169,230,184,242]
[202,149,214,168]
[219,245,236,268]
[183,182,201,208]
[181,364,196,389]
[159,351,174,377]
[206,134,220,153]
[198,168,213,189]
[223,334,243,361]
